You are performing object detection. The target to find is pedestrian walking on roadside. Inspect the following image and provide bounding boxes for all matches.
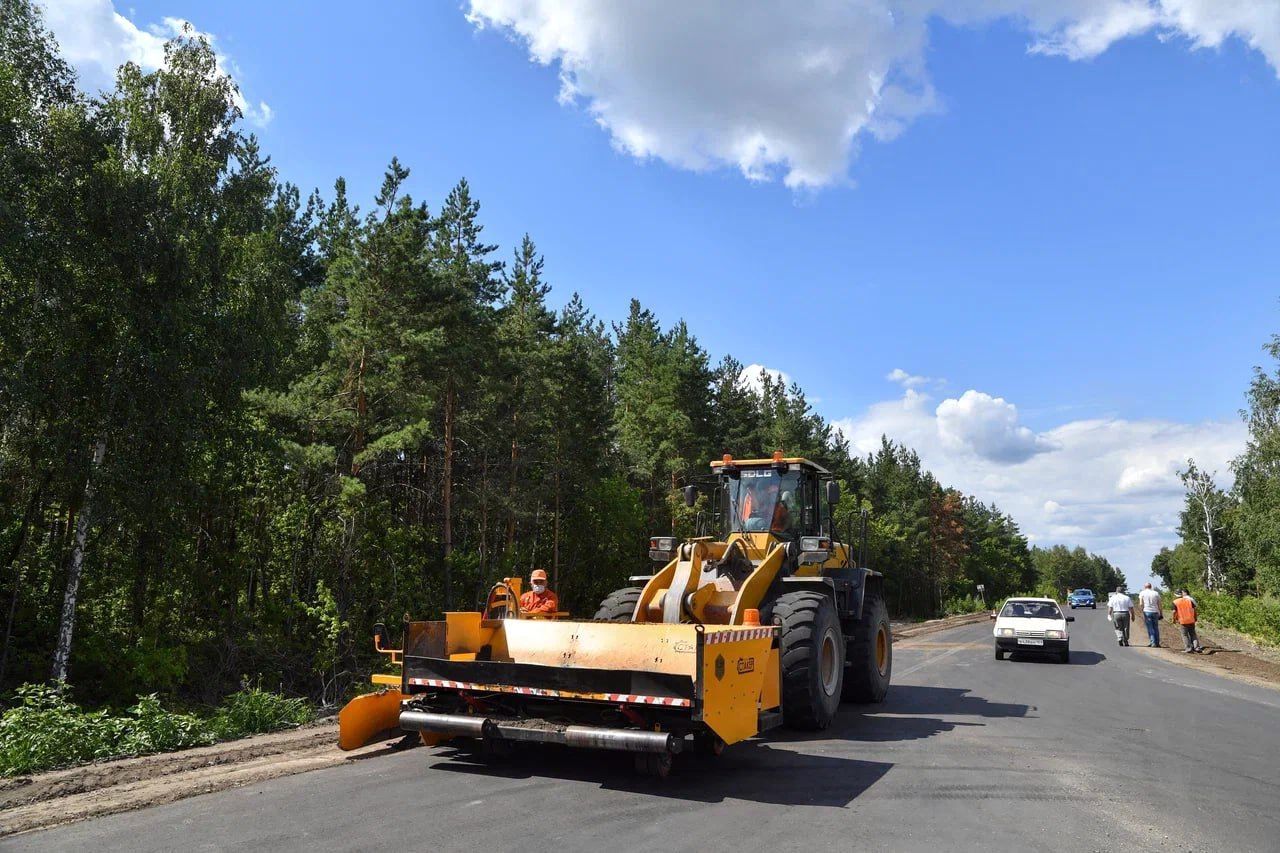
[1139,582,1163,647]
[1107,586,1135,646]
[1173,589,1202,653]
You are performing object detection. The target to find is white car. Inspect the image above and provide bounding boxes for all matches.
[991,597,1074,663]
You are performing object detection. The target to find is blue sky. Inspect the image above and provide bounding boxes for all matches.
[41,1,1280,583]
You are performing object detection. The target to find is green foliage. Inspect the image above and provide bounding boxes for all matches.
[118,694,212,756]
[942,595,990,616]
[1150,325,1280,630]
[1030,545,1125,599]
[208,687,312,741]
[0,684,131,776]
[1179,591,1280,648]
[0,683,311,777]
[1151,543,1206,594]
[1231,334,1280,596]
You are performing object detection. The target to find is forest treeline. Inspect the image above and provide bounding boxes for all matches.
[0,2,1121,706]
[1154,334,1280,598]
[1152,331,1280,644]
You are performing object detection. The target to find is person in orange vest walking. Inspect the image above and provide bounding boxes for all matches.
[519,569,559,616]
[1172,589,1202,653]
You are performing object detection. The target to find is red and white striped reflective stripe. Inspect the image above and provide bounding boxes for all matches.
[704,626,777,645]
[409,678,560,698]
[408,677,691,708]
[601,694,691,707]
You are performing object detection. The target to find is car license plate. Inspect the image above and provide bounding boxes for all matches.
[1017,638,1044,646]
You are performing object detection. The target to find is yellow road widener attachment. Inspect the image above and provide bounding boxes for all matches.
[337,687,406,751]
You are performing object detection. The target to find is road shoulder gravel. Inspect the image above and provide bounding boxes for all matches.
[0,720,391,837]
[1132,614,1280,692]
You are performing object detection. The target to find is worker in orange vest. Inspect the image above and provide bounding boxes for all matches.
[1172,589,1202,653]
[519,568,559,616]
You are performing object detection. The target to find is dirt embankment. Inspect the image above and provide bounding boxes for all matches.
[0,719,400,837]
[1133,615,1280,690]
[894,611,991,640]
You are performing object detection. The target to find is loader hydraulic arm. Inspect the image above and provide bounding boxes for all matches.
[633,535,787,625]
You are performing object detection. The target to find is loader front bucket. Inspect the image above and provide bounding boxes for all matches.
[338,688,406,750]
[398,613,779,754]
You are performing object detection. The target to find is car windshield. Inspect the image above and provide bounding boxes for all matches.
[1073,589,1093,596]
[723,469,801,537]
[1000,601,1063,619]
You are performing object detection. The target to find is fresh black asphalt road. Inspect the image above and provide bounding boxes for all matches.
[11,610,1280,852]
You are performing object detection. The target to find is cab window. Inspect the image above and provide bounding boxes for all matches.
[723,468,817,541]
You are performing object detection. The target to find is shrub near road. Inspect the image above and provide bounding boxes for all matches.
[0,686,311,777]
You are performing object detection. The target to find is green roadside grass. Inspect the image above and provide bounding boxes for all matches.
[942,594,992,616]
[0,684,313,777]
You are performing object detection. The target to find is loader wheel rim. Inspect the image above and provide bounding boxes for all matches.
[820,628,839,696]
[875,625,889,676]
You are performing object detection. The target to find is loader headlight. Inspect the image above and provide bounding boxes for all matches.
[798,536,833,565]
[649,536,677,562]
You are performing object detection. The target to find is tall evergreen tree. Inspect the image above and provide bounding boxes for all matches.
[427,179,502,607]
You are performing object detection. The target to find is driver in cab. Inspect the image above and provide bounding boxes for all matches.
[740,480,795,535]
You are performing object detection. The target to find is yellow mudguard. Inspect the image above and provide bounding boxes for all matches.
[338,689,405,750]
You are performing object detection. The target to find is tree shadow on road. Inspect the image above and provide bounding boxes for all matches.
[878,684,1031,717]
[768,685,1030,745]
[426,740,891,807]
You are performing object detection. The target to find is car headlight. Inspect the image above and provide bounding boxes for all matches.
[1045,629,1065,639]
[999,628,1015,637]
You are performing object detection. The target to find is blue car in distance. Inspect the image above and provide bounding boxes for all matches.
[1068,588,1096,609]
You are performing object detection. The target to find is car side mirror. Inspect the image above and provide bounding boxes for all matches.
[825,480,841,506]
[683,484,698,508]
[1066,616,1075,622]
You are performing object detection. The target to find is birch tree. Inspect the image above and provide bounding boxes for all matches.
[1179,459,1230,591]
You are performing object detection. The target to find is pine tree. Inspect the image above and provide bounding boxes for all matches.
[427,179,501,608]
[496,235,556,558]
[709,357,763,457]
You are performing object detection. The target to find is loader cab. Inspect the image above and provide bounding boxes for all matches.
[711,454,835,543]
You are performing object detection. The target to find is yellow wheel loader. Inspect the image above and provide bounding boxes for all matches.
[339,454,892,776]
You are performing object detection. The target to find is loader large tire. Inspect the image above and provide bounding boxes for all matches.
[594,587,642,622]
[769,591,844,731]
[842,589,891,704]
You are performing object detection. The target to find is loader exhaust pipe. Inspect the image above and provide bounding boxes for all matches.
[399,710,681,754]
[399,711,486,737]
[557,726,679,754]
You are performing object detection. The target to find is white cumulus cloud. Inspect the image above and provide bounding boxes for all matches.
[936,389,1055,463]
[886,368,938,389]
[39,0,273,126]
[833,381,1245,585]
[739,363,793,395]
[467,0,1280,188]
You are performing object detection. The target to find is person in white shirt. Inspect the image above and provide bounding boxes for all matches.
[1138,582,1163,647]
[1107,586,1135,646]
